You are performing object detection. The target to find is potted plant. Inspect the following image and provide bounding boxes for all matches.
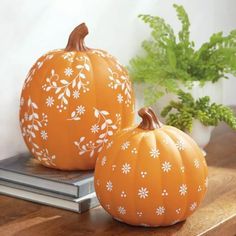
[129,4,236,113]
[161,90,236,148]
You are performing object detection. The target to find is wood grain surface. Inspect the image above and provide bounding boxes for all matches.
[0,123,236,236]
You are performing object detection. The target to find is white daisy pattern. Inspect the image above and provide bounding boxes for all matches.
[138,187,149,199]
[190,202,197,211]
[72,90,80,99]
[161,161,172,173]
[194,159,200,168]
[121,163,131,174]
[156,206,165,215]
[179,184,188,196]
[101,156,106,166]
[46,96,54,107]
[117,93,123,104]
[176,139,185,151]
[150,147,160,158]
[118,206,126,215]
[121,141,130,150]
[76,105,85,115]
[106,180,113,192]
[64,67,73,76]
[91,124,100,133]
[40,130,48,140]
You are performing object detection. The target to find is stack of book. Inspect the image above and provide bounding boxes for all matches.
[0,153,99,213]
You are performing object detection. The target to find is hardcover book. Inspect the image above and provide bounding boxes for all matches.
[0,153,94,198]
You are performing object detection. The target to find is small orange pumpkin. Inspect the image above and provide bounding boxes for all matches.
[94,107,208,227]
[19,23,135,170]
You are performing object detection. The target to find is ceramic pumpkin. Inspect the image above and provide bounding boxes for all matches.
[94,107,208,227]
[19,23,135,170]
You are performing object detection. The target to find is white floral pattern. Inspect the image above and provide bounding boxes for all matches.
[74,109,120,157]
[161,161,172,172]
[190,202,197,211]
[150,147,160,158]
[42,55,90,112]
[194,159,200,168]
[138,187,149,199]
[121,141,130,150]
[108,67,132,107]
[179,184,188,196]
[20,98,56,167]
[106,181,113,192]
[122,163,131,174]
[118,206,126,215]
[67,105,85,121]
[176,139,185,151]
[156,206,165,215]
[161,189,168,196]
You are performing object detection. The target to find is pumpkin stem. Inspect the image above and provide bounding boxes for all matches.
[138,107,162,130]
[65,23,89,52]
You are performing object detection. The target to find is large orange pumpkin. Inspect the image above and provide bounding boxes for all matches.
[19,23,135,170]
[94,107,208,227]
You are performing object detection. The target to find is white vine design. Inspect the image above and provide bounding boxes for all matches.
[42,55,90,112]
[23,53,54,89]
[74,108,121,157]
[20,97,56,167]
[107,67,132,107]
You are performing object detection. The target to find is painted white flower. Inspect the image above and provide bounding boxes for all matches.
[161,161,172,172]
[64,67,73,76]
[101,156,106,166]
[190,202,197,211]
[118,206,126,215]
[194,159,200,168]
[137,212,143,217]
[150,147,160,158]
[72,90,80,99]
[176,208,181,214]
[122,163,131,174]
[140,171,147,178]
[76,105,85,115]
[106,180,113,191]
[131,148,138,155]
[120,191,127,198]
[156,206,165,215]
[46,96,54,107]
[138,187,149,199]
[121,141,130,150]
[198,185,202,192]
[40,130,48,140]
[161,189,168,196]
[176,139,185,151]
[179,184,188,196]
[91,124,100,133]
[117,93,123,103]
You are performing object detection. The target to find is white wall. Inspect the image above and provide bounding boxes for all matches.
[0,0,235,159]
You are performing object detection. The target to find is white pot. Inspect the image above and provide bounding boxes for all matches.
[134,80,222,147]
[135,80,223,115]
[187,119,214,148]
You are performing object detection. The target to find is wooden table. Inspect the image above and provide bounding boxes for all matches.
[1,124,236,236]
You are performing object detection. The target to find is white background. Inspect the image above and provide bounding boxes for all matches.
[0,0,235,159]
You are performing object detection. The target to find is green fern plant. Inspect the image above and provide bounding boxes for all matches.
[161,90,236,132]
[129,4,236,105]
